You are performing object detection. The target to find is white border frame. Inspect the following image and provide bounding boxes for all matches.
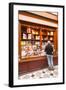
[9,3,64,87]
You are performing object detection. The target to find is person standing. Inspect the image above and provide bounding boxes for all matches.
[45,41,54,70]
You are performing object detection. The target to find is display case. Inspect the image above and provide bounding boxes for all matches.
[19,25,56,61]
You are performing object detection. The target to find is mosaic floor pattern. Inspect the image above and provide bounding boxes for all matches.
[19,65,58,79]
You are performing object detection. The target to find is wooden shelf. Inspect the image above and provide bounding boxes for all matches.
[22,39,40,41]
[21,27,54,42]
[48,35,54,37]
[19,56,45,63]
[19,55,57,63]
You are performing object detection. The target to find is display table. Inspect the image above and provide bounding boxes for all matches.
[19,55,58,75]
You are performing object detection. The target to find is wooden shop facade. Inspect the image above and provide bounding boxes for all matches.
[18,11,58,75]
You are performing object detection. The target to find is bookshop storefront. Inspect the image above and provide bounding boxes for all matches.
[18,11,58,75]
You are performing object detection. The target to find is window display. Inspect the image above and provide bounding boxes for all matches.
[20,25,55,60]
[27,27,31,33]
[23,33,27,39]
[28,34,32,39]
[50,31,54,35]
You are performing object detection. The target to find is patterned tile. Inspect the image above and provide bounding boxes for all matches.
[19,65,58,79]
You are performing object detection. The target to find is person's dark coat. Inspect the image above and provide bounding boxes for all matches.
[45,43,53,55]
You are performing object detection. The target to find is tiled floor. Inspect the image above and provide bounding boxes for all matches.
[19,65,58,79]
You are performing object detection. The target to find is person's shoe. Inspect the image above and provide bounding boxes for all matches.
[48,67,52,70]
[50,66,54,70]
[48,66,54,71]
